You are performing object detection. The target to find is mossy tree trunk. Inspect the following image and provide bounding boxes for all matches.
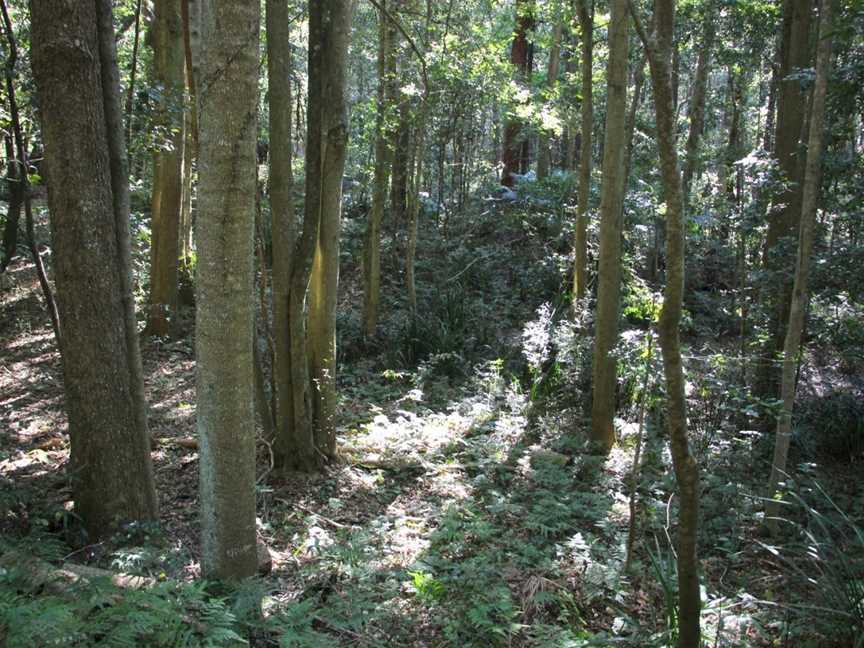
[195,0,260,579]
[30,0,158,541]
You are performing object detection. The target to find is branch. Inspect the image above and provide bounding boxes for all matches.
[366,0,429,98]
[627,0,651,52]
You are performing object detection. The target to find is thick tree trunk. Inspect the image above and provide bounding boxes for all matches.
[572,0,593,302]
[30,0,157,540]
[363,0,398,337]
[501,0,533,187]
[537,22,563,181]
[146,0,185,336]
[766,0,832,534]
[588,0,627,451]
[195,0,260,580]
[307,0,353,463]
[633,0,702,643]
[756,0,812,402]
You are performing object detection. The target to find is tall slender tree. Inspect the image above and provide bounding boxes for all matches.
[146,0,185,336]
[30,0,158,540]
[680,3,716,207]
[631,0,702,643]
[766,0,833,534]
[537,20,562,181]
[195,0,260,579]
[268,0,314,473]
[363,0,399,337]
[756,0,812,401]
[572,0,593,302]
[307,0,353,462]
[589,0,627,451]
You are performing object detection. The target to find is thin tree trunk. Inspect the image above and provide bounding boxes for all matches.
[406,101,428,313]
[30,0,158,540]
[766,0,833,534]
[680,7,716,206]
[195,0,260,579]
[589,0,627,451]
[631,1,702,643]
[537,22,563,181]
[1,5,60,337]
[123,0,142,151]
[572,0,593,301]
[0,135,22,273]
[363,0,398,337]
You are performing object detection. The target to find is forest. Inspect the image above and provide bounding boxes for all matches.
[0,0,862,646]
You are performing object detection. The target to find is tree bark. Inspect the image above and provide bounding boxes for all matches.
[195,0,260,579]
[307,0,353,463]
[766,0,832,534]
[632,0,702,643]
[572,0,593,302]
[588,0,627,451]
[146,0,185,336]
[30,0,158,540]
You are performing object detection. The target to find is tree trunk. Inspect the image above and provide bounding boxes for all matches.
[0,135,22,273]
[766,0,833,534]
[146,0,185,336]
[307,0,353,463]
[363,0,398,337]
[756,0,812,402]
[572,0,593,302]
[680,8,716,207]
[123,0,142,151]
[537,21,563,181]
[267,0,311,473]
[589,0,627,451]
[406,100,428,313]
[30,0,158,540]
[501,0,534,187]
[633,0,702,643]
[195,0,260,580]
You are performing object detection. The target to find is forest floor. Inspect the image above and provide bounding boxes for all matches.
[1,199,861,647]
